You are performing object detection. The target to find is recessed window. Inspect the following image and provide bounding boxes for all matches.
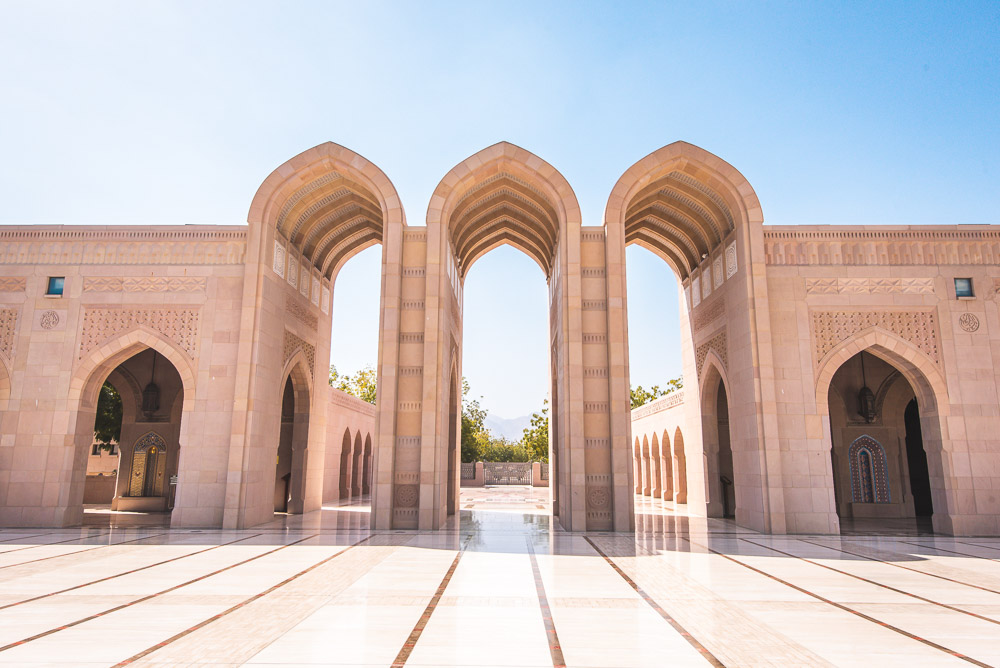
[46,276,65,296]
[92,442,101,456]
[955,277,974,298]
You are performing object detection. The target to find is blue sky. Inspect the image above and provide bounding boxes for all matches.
[2,1,998,418]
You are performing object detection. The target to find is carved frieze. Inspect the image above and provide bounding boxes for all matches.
[811,310,940,364]
[282,329,316,376]
[805,277,935,295]
[79,308,200,359]
[695,330,727,376]
[631,391,684,419]
[693,297,725,331]
[765,228,1000,266]
[725,241,738,278]
[0,230,245,266]
[82,277,207,293]
[286,299,318,330]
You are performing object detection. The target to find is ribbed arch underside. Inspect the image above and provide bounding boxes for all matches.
[274,170,384,280]
[450,172,559,278]
[624,171,735,280]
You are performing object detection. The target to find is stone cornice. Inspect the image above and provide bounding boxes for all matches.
[0,225,247,265]
[763,225,1000,266]
[630,390,684,420]
[329,387,377,416]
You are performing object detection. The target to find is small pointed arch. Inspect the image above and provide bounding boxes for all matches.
[428,142,581,280]
[279,350,313,406]
[70,330,197,412]
[673,426,688,504]
[605,141,762,281]
[248,142,406,282]
[339,427,353,499]
[815,328,948,418]
[650,431,662,497]
[351,431,363,495]
[361,433,373,495]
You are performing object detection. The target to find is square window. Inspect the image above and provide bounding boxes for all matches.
[955,278,974,298]
[46,276,65,296]
[92,442,101,456]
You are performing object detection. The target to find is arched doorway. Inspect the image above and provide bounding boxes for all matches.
[826,350,936,531]
[446,371,458,516]
[362,433,373,496]
[273,379,294,512]
[701,360,735,519]
[660,430,673,502]
[672,427,687,504]
[339,429,352,500]
[71,345,189,525]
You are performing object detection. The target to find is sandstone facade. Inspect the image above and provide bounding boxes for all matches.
[0,141,996,535]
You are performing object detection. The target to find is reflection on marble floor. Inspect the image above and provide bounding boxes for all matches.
[2,489,1000,666]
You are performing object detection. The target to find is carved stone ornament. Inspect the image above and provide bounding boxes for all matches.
[79,308,200,358]
[811,310,940,365]
[959,312,980,333]
[394,484,419,508]
[39,310,60,330]
[587,486,610,509]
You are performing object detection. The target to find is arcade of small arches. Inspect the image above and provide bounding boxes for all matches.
[0,139,999,537]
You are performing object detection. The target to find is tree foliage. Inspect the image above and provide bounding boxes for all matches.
[519,399,549,462]
[461,378,487,463]
[329,364,377,405]
[630,377,683,409]
[93,381,122,449]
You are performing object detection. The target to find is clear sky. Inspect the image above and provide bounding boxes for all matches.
[2,1,998,418]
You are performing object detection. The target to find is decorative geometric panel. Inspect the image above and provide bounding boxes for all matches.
[725,241,738,278]
[713,256,724,289]
[79,308,200,359]
[321,284,331,315]
[0,308,18,360]
[299,264,310,298]
[695,330,727,377]
[702,267,711,299]
[273,241,286,277]
[282,329,316,376]
[311,277,321,307]
[811,310,939,364]
[848,435,890,503]
[692,277,701,307]
[0,277,26,292]
[287,255,298,288]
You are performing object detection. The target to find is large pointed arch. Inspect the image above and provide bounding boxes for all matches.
[249,141,406,282]
[427,141,581,278]
[604,141,762,281]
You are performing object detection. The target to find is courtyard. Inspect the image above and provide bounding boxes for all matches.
[0,488,998,667]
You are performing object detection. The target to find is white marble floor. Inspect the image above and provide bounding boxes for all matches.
[2,488,1000,666]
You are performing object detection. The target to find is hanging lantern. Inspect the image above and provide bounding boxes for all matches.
[142,351,160,417]
[858,351,876,424]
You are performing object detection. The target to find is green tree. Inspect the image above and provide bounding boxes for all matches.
[330,364,377,405]
[630,376,683,409]
[519,399,549,462]
[93,381,122,450]
[461,378,487,463]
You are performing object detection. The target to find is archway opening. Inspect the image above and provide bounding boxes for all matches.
[458,245,551,517]
[826,350,936,533]
[273,379,294,513]
[716,384,734,518]
[339,429,353,500]
[76,347,185,527]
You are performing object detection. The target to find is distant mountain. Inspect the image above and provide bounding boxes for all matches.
[484,413,531,441]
